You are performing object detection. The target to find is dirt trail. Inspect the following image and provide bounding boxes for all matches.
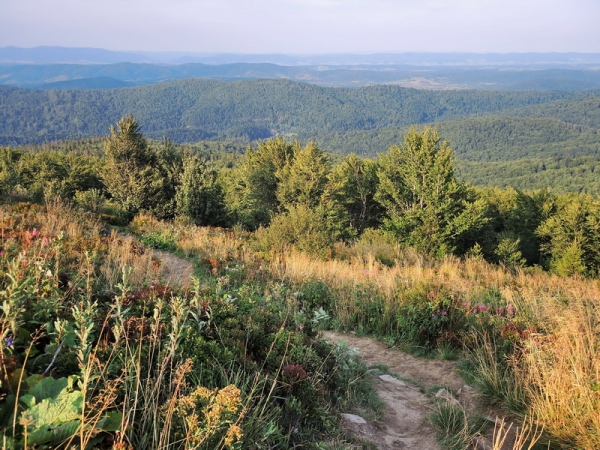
[153,249,195,287]
[148,246,510,449]
[323,332,510,450]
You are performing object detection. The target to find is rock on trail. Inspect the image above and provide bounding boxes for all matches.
[324,331,498,450]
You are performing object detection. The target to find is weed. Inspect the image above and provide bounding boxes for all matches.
[429,401,488,450]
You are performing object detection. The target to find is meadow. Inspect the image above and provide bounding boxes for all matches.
[1,197,597,448]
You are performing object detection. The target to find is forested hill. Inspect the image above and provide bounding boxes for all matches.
[303,115,600,193]
[0,78,595,145]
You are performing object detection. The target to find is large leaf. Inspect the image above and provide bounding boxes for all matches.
[29,376,69,403]
[27,419,81,446]
[24,389,83,429]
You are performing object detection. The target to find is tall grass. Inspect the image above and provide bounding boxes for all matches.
[1,203,385,449]
[7,205,594,448]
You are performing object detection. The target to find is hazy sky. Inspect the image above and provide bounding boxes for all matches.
[1,0,599,54]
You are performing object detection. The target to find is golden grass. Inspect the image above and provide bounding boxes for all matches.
[100,230,160,291]
[517,297,600,448]
[131,218,600,448]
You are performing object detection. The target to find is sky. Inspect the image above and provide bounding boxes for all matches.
[1,0,599,54]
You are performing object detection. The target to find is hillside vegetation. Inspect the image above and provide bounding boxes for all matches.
[2,78,600,193]
[1,118,600,448]
[0,79,592,145]
[306,115,600,193]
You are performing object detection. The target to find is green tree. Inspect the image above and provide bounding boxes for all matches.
[15,151,102,202]
[175,153,226,226]
[479,187,554,265]
[376,127,487,256]
[536,194,600,276]
[225,136,297,230]
[494,233,526,268]
[276,142,330,209]
[327,154,383,234]
[100,116,174,219]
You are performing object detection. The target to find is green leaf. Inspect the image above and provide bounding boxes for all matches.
[96,411,123,432]
[29,376,68,402]
[24,374,45,391]
[25,389,83,429]
[27,419,81,446]
[19,394,36,409]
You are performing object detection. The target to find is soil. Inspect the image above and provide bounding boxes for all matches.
[153,249,195,288]
[323,332,516,450]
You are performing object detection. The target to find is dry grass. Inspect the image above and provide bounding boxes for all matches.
[517,298,600,448]
[100,231,160,291]
[129,218,600,448]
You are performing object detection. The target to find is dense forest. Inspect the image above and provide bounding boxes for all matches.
[2,78,600,194]
[2,79,597,145]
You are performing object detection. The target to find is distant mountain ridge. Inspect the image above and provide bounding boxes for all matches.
[2,62,600,90]
[3,46,600,66]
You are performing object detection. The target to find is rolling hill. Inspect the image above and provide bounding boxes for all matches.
[0,78,592,145]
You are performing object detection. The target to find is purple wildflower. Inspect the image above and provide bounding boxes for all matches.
[507,304,515,317]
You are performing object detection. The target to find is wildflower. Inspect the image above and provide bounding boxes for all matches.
[428,290,435,298]
[507,304,515,317]
[477,305,487,312]
[441,311,448,316]
[224,424,243,447]
[31,229,39,238]
[5,335,14,347]
[43,237,50,246]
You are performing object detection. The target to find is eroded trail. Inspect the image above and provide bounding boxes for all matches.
[325,332,449,449]
[323,332,502,450]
